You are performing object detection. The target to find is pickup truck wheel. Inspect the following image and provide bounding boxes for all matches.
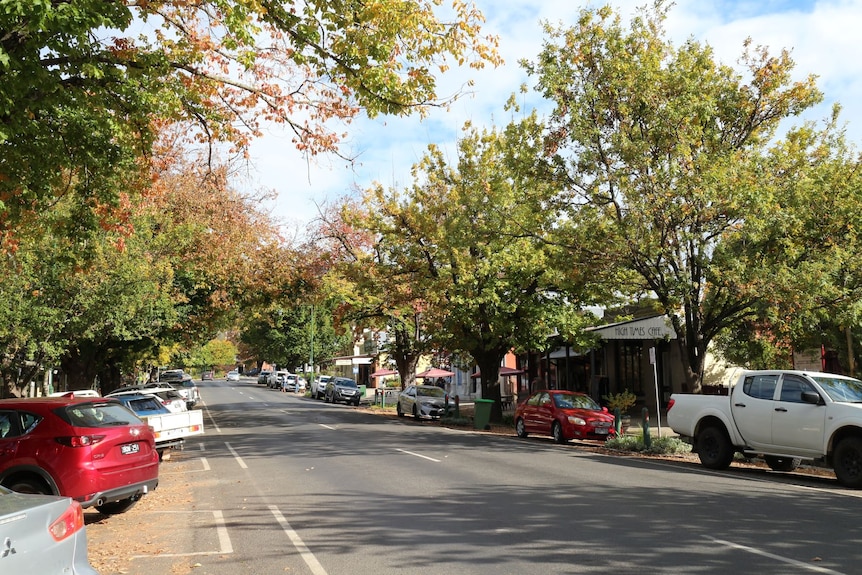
[515,418,528,438]
[696,426,733,469]
[833,437,862,488]
[764,455,801,472]
[95,496,139,515]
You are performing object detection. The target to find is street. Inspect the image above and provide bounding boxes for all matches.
[90,379,862,575]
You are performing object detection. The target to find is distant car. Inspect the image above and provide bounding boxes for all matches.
[397,385,448,420]
[226,370,240,382]
[201,371,214,380]
[106,388,187,414]
[312,375,332,399]
[0,485,100,574]
[272,371,289,389]
[257,370,273,385]
[0,397,160,515]
[281,373,298,392]
[296,376,307,393]
[514,390,616,443]
[324,377,361,406]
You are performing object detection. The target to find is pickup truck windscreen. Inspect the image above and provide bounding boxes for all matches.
[811,375,862,403]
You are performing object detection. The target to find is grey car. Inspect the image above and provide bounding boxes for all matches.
[324,377,362,406]
[0,485,99,574]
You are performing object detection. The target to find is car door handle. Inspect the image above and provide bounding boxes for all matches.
[734,403,746,408]
[774,407,788,412]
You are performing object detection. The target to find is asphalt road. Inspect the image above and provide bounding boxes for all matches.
[122,378,862,575]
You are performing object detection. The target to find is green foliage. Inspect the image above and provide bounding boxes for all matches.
[603,389,637,412]
[605,435,692,455]
[524,1,832,387]
[189,340,238,370]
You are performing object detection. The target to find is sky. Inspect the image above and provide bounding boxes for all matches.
[238,0,862,232]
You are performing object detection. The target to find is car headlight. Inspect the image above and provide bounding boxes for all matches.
[567,416,586,426]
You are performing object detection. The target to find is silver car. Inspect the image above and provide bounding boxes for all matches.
[0,485,99,574]
[397,385,449,419]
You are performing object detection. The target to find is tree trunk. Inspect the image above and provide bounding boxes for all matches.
[475,353,506,423]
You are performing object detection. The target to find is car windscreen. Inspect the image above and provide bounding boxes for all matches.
[417,387,445,397]
[335,379,357,387]
[812,376,862,403]
[125,397,167,413]
[554,393,601,410]
[58,402,143,427]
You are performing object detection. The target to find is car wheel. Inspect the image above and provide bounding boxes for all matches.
[764,455,801,472]
[696,425,734,469]
[552,421,567,444]
[4,476,52,495]
[353,398,360,406]
[834,436,862,488]
[95,496,140,515]
[396,401,404,417]
[413,405,420,420]
[515,418,528,438]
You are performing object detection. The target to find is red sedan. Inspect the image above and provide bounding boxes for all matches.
[0,397,159,515]
[515,390,616,443]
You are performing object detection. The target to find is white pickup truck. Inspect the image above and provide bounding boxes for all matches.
[667,369,862,487]
[110,393,205,458]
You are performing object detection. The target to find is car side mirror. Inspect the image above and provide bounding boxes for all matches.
[602,407,609,413]
[801,390,823,405]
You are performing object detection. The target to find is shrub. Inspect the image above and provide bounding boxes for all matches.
[605,435,691,455]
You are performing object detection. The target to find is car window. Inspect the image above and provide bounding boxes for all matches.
[538,392,551,406]
[336,379,357,387]
[811,375,862,403]
[0,411,17,438]
[127,397,164,412]
[60,402,143,427]
[526,393,542,406]
[779,375,815,403]
[417,387,445,397]
[742,374,778,400]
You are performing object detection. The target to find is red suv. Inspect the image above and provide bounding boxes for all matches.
[0,397,159,515]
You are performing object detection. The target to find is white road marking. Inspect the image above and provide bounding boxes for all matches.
[319,424,337,430]
[130,510,232,558]
[705,536,846,574]
[270,505,328,575]
[396,448,440,462]
[224,442,248,469]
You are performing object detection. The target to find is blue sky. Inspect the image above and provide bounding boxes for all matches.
[240,0,862,231]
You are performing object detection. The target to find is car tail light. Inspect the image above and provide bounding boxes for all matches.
[55,435,107,447]
[49,500,85,542]
[666,398,675,411]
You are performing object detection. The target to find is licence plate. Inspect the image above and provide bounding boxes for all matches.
[594,428,609,435]
[121,443,140,455]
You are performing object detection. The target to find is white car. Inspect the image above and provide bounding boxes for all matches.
[226,370,240,381]
[396,385,448,419]
[106,388,188,413]
[312,375,332,399]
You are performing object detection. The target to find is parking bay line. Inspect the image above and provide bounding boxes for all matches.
[270,505,328,575]
[396,448,440,463]
[705,536,846,575]
[131,510,232,559]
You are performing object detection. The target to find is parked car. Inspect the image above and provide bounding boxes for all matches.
[201,371,214,380]
[0,397,160,515]
[296,376,307,393]
[324,377,361,406]
[271,371,289,389]
[0,485,100,574]
[312,375,332,399]
[106,387,187,414]
[514,390,616,443]
[109,394,204,459]
[281,373,299,392]
[257,370,274,385]
[226,370,240,382]
[159,370,200,408]
[396,385,448,419]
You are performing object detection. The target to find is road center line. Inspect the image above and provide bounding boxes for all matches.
[270,505,328,575]
[396,448,440,462]
[224,442,248,469]
[705,536,846,574]
[319,424,337,430]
